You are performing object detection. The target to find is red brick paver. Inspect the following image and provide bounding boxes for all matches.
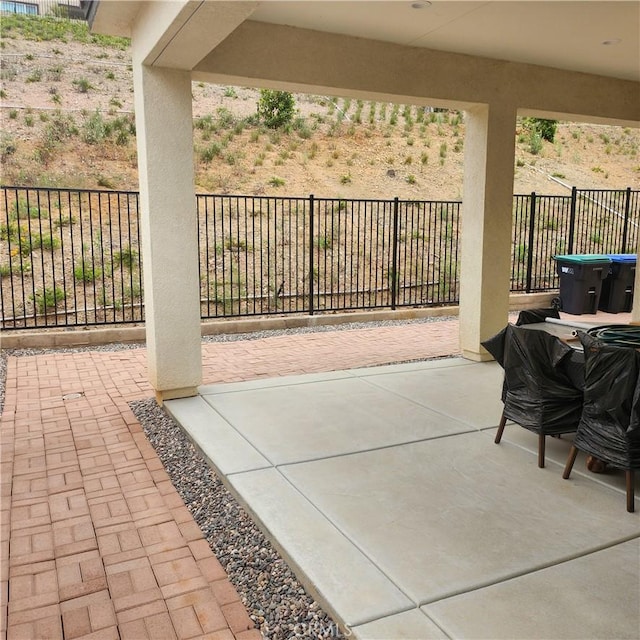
[9,312,623,638]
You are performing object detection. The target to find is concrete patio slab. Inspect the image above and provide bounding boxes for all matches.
[198,369,355,396]
[227,467,413,627]
[424,539,640,640]
[169,354,640,639]
[202,375,478,465]
[282,432,640,606]
[164,395,270,475]
[360,360,504,428]
[352,608,448,640]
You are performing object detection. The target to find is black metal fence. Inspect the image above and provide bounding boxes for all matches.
[1,187,143,329]
[510,187,638,292]
[197,195,460,318]
[1,186,638,330]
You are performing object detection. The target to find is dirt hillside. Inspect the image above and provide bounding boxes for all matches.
[1,18,639,200]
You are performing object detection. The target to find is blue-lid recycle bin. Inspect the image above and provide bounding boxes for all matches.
[598,253,636,313]
[553,254,612,315]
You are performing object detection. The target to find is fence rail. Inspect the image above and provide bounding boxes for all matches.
[2,186,638,330]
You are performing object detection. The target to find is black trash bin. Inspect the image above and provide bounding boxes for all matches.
[598,253,636,313]
[553,254,611,315]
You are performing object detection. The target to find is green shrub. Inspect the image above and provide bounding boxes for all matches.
[32,232,60,251]
[314,236,332,250]
[82,110,107,144]
[0,223,18,241]
[0,133,16,162]
[26,69,42,83]
[31,286,65,315]
[523,117,557,143]
[44,111,78,144]
[201,142,222,163]
[528,131,543,155]
[114,246,138,269]
[257,90,296,129]
[224,237,248,252]
[74,260,101,282]
[0,14,129,49]
[268,176,285,187]
[96,175,115,189]
[72,77,93,93]
[11,199,46,220]
[216,107,236,129]
[53,215,76,228]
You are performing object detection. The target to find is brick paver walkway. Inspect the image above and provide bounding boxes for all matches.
[1,318,461,640]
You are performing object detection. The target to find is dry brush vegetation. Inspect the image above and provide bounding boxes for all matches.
[1,14,639,328]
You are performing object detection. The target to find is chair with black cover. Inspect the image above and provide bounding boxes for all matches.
[563,331,640,512]
[482,323,584,468]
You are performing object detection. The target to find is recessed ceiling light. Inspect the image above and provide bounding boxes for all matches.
[602,38,622,46]
[411,1,432,8]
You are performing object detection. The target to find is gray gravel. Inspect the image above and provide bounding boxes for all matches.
[132,397,346,640]
[0,314,455,638]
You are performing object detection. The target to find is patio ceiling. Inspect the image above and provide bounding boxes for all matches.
[92,1,639,82]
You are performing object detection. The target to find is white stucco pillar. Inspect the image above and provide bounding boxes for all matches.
[459,103,517,360]
[133,60,202,401]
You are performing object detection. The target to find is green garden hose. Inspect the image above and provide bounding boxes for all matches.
[586,325,640,348]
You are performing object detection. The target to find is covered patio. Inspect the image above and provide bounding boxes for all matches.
[88,0,640,401]
[18,1,635,637]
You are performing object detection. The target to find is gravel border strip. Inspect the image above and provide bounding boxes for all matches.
[132,397,347,640]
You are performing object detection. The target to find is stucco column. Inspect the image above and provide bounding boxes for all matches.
[459,103,517,360]
[133,60,202,401]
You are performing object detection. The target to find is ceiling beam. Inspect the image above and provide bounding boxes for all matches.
[130,1,258,69]
[194,20,640,126]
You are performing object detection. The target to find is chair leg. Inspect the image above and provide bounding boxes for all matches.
[563,446,579,479]
[538,433,545,468]
[495,412,507,444]
[627,471,635,513]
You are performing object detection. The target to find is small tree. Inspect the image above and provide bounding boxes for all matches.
[257,90,296,129]
[523,117,557,143]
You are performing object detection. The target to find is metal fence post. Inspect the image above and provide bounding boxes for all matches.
[568,186,577,254]
[391,197,400,309]
[526,192,536,292]
[308,194,315,315]
[621,187,632,253]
